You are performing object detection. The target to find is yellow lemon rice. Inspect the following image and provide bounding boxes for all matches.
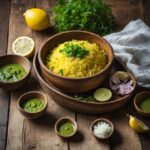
[45,40,107,78]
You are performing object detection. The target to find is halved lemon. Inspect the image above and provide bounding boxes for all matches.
[127,114,149,133]
[94,88,112,102]
[12,36,35,58]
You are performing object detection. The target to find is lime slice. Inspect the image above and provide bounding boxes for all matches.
[12,36,35,58]
[94,88,112,102]
[127,114,149,133]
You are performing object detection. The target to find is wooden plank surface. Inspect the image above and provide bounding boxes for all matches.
[0,1,10,150]
[0,0,149,150]
[6,0,73,150]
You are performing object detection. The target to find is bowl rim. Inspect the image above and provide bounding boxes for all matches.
[17,91,48,114]
[0,54,31,84]
[38,30,114,80]
[55,117,77,138]
[34,52,137,106]
[90,118,114,139]
[134,91,150,115]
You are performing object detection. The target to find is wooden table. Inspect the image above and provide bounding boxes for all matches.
[0,0,150,150]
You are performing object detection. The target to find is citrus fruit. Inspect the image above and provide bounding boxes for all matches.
[114,71,130,81]
[94,88,112,102]
[23,8,50,31]
[127,114,149,133]
[12,36,35,58]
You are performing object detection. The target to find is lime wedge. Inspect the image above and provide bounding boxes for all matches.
[94,88,112,102]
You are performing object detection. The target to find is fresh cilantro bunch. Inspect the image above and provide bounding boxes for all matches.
[53,0,115,35]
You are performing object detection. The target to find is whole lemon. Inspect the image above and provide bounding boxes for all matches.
[23,8,50,31]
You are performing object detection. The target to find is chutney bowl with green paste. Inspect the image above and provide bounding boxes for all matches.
[38,30,114,93]
[17,91,48,119]
[55,117,77,138]
[134,91,150,117]
[0,54,31,90]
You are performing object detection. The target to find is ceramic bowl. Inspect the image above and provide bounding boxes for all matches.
[38,30,114,93]
[33,53,136,114]
[134,91,150,117]
[90,118,114,140]
[0,54,31,90]
[55,117,77,138]
[17,91,48,119]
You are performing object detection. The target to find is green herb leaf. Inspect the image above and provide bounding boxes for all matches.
[50,66,55,71]
[58,69,64,75]
[61,43,89,59]
[53,0,115,36]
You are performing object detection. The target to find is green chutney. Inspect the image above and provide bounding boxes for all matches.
[22,98,44,113]
[139,97,150,113]
[58,122,75,137]
[0,64,27,82]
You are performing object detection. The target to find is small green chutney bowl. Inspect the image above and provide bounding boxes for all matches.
[134,91,150,117]
[55,117,77,138]
[17,91,48,119]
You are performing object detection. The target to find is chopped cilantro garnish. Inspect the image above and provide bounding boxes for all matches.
[60,43,89,59]
[58,69,64,75]
[50,66,55,71]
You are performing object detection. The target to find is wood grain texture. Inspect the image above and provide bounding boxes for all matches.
[2,0,150,150]
[71,114,110,150]
[6,0,74,150]
[6,0,36,149]
[110,104,142,150]
[142,0,150,26]
[105,0,143,30]
[0,0,10,150]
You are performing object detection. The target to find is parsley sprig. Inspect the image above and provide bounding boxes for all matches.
[53,0,115,35]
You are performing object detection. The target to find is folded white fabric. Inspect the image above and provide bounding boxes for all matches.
[104,19,150,89]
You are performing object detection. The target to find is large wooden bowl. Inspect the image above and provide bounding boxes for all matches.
[38,30,114,93]
[34,53,136,114]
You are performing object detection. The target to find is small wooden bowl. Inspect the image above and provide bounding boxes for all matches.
[38,30,114,93]
[90,118,114,140]
[55,117,77,138]
[17,91,48,119]
[134,92,150,117]
[0,54,31,90]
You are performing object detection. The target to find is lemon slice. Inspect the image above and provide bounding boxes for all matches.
[12,36,35,58]
[127,114,149,133]
[94,88,112,102]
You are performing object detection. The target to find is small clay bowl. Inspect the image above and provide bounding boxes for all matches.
[90,118,114,140]
[55,117,77,138]
[0,54,31,90]
[17,91,48,119]
[134,92,150,117]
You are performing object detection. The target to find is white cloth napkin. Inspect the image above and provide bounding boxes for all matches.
[104,19,150,89]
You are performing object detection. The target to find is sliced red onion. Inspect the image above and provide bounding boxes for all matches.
[110,74,134,96]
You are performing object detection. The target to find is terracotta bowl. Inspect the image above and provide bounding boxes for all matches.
[55,117,77,138]
[17,91,48,119]
[38,30,114,93]
[134,92,150,117]
[90,118,114,140]
[33,52,136,114]
[0,54,31,90]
